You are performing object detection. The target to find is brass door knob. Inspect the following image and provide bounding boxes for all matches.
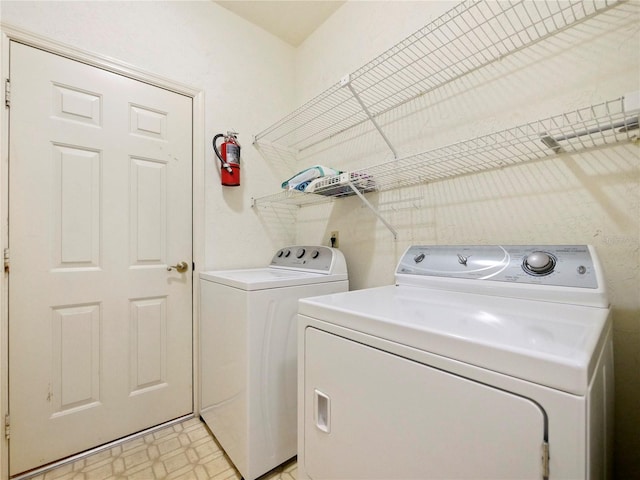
[167,261,188,273]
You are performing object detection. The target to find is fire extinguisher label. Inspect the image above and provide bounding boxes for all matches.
[226,144,240,164]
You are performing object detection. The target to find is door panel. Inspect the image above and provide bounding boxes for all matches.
[303,327,546,479]
[8,42,193,475]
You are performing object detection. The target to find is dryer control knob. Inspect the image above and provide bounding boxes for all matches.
[296,248,306,258]
[283,249,291,257]
[310,250,320,259]
[414,253,425,263]
[524,251,555,275]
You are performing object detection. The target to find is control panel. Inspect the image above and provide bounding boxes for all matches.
[270,245,337,273]
[396,245,600,289]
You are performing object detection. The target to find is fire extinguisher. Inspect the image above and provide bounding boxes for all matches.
[213,131,241,186]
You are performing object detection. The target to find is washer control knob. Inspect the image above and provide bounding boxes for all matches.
[296,248,306,258]
[310,249,320,259]
[277,250,284,257]
[414,253,425,263]
[283,249,291,258]
[524,251,555,274]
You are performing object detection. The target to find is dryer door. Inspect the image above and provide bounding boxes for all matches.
[302,327,547,480]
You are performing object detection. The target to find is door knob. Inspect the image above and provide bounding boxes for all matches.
[167,261,188,273]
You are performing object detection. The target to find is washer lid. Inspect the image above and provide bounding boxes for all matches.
[299,285,610,395]
[200,268,347,290]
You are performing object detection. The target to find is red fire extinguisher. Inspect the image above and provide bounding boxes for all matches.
[213,131,241,186]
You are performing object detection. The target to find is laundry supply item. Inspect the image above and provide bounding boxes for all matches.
[281,165,342,192]
[304,171,377,197]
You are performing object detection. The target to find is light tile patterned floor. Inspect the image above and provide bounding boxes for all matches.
[28,417,297,480]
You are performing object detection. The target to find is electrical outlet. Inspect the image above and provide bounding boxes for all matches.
[330,231,339,248]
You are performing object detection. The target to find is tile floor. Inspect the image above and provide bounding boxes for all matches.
[27,417,297,480]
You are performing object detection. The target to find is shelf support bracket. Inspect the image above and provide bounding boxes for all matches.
[347,181,398,240]
[342,74,398,159]
[540,116,639,153]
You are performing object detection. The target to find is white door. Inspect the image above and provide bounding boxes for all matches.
[8,42,193,475]
[303,327,547,479]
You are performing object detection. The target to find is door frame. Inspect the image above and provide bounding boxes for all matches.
[0,24,205,479]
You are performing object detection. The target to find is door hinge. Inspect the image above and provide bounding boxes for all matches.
[3,248,9,274]
[4,79,10,108]
[542,441,550,479]
[4,414,9,440]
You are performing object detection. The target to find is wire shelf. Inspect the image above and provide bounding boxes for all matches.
[358,96,639,191]
[253,0,623,153]
[251,190,335,208]
[252,96,639,208]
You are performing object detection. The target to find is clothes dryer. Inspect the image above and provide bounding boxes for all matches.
[298,245,612,480]
[200,246,348,480]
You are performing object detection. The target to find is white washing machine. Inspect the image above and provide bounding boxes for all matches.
[199,245,348,480]
[298,245,613,480]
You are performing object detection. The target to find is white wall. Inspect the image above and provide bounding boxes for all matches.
[293,1,640,478]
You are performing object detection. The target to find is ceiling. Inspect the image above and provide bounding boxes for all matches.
[215,1,346,46]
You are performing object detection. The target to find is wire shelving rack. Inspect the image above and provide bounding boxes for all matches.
[250,0,636,237]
